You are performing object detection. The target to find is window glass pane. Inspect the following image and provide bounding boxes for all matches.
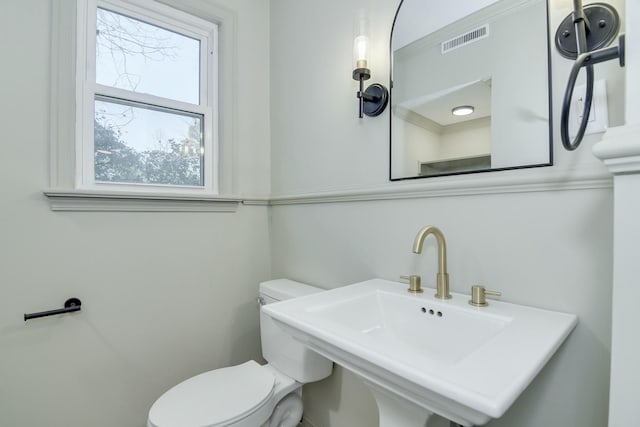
[94,97,204,186]
[96,8,200,104]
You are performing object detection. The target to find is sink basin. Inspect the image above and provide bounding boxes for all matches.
[307,289,510,365]
[262,278,577,426]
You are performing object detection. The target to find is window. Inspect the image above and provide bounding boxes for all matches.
[77,0,218,194]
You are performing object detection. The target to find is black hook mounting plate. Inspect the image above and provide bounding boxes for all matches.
[555,3,620,59]
[64,298,82,308]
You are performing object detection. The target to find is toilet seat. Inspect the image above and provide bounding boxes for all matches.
[148,361,275,427]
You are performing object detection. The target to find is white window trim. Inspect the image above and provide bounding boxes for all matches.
[78,0,218,195]
[47,0,238,211]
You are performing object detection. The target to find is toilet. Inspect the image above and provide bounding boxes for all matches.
[147,279,333,427]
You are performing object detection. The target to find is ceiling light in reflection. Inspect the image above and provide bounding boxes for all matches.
[451,105,475,116]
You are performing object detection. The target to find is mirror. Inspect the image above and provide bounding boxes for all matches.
[390,0,552,180]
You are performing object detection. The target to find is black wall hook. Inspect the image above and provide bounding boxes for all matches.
[24,298,82,321]
[555,2,620,59]
[556,1,625,151]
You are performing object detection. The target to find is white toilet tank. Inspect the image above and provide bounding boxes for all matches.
[259,279,333,383]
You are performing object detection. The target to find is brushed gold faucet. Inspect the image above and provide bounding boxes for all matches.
[412,226,451,299]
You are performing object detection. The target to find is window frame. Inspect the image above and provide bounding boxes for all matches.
[76,0,219,195]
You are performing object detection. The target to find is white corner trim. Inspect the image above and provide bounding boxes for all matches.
[44,189,243,212]
[593,124,640,175]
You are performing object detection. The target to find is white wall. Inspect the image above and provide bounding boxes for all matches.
[270,0,623,426]
[0,1,271,426]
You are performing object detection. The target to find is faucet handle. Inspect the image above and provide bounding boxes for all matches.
[469,285,501,307]
[400,275,423,294]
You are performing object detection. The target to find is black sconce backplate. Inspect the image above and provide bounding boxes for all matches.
[363,83,389,117]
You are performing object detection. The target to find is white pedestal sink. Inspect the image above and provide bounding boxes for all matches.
[262,278,577,426]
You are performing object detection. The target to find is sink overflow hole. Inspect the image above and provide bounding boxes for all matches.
[421,307,443,317]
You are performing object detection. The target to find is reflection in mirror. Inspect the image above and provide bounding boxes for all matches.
[390,0,552,180]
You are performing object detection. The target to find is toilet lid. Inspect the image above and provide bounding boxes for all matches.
[148,360,275,427]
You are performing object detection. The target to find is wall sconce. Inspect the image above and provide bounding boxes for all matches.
[352,33,388,118]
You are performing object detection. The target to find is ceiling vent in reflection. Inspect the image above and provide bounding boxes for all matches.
[441,25,489,54]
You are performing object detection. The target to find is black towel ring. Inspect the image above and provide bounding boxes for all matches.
[555,1,625,151]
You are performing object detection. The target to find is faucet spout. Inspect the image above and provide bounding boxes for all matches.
[412,226,451,299]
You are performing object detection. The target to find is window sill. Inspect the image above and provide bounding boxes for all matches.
[43,189,247,212]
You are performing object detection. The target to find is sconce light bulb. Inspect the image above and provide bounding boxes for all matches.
[354,35,369,69]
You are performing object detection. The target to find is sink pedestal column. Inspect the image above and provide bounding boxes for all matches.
[366,382,434,427]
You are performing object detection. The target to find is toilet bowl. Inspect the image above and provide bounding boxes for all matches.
[147,279,333,427]
[148,362,302,427]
